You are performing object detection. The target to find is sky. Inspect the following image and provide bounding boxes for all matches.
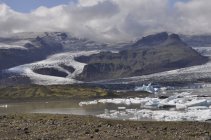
[0,0,210,42]
[0,0,187,13]
[0,0,76,12]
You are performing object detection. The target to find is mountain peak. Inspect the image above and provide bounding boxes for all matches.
[130,32,188,49]
[168,34,181,41]
[133,32,168,47]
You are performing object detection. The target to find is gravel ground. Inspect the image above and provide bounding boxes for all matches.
[0,114,211,140]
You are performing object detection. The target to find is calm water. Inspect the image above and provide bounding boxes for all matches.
[0,100,98,115]
[0,100,141,116]
[1,83,211,116]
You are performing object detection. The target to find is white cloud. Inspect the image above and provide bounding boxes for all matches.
[78,0,105,7]
[0,0,210,42]
[175,0,211,35]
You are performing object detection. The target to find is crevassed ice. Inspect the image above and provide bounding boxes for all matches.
[8,51,100,85]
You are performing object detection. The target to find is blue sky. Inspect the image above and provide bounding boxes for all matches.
[0,0,189,13]
[0,0,76,12]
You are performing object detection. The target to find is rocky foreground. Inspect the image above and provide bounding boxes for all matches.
[0,114,211,140]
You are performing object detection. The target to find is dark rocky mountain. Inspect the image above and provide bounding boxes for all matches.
[0,32,209,85]
[180,34,211,47]
[0,32,112,71]
[0,34,63,71]
[0,32,115,85]
[33,68,68,78]
[131,32,169,48]
[130,32,211,48]
[76,34,208,81]
[0,71,31,87]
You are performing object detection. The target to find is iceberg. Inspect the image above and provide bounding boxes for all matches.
[185,99,207,107]
[0,104,8,108]
[79,100,98,106]
[79,92,211,121]
[97,108,211,121]
[134,83,158,93]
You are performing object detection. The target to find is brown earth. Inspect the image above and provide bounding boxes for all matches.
[0,114,211,140]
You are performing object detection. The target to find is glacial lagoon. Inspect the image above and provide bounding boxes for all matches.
[1,83,211,121]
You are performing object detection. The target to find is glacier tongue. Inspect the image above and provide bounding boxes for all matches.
[8,51,100,85]
[79,92,211,121]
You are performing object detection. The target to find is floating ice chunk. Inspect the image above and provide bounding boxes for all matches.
[130,98,142,104]
[97,108,211,121]
[188,106,209,110]
[134,83,156,93]
[206,100,211,106]
[175,92,191,97]
[158,103,176,109]
[79,100,98,106]
[124,99,131,105]
[0,104,8,108]
[79,91,211,121]
[118,107,126,110]
[176,104,187,110]
[144,99,160,107]
[112,99,124,104]
[98,99,108,104]
[185,99,207,107]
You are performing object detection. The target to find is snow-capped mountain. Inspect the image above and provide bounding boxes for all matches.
[8,51,100,85]
[0,32,210,86]
[0,32,119,85]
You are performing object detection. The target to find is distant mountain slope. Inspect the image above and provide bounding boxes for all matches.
[76,34,208,81]
[0,32,112,71]
[131,32,169,48]
[181,34,211,47]
[0,32,209,85]
[0,33,63,70]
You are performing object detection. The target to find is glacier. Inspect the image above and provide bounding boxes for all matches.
[8,51,100,85]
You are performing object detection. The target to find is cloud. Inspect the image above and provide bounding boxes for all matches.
[175,0,211,35]
[78,0,105,7]
[0,0,210,42]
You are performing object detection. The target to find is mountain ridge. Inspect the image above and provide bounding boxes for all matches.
[0,32,209,85]
[76,33,208,81]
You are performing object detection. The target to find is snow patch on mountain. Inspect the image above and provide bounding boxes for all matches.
[0,32,46,40]
[0,42,27,50]
[193,47,211,57]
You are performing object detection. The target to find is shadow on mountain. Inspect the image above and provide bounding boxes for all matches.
[33,68,68,77]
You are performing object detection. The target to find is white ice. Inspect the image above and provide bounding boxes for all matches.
[8,51,100,85]
[0,104,8,108]
[79,92,211,121]
[0,43,27,50]
[134,83,156,93]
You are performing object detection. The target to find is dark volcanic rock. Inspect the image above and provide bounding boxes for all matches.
[0,71,31,87]
[33,68,68,77]
[59,64,75,73]
[76,33,208,81]
[132,32,169,48]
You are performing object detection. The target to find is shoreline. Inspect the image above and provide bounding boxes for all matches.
[1,85,211,139]
[0,113,211,140]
